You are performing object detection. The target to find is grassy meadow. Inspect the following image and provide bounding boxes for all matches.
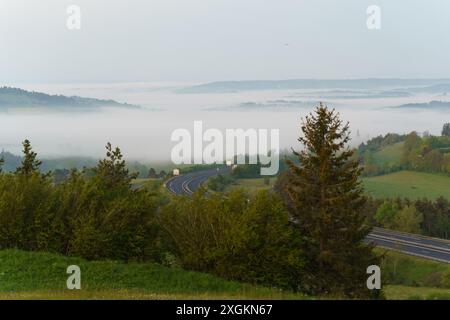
[0,249,304,300]
[0,249,449,300]
[221,170,450,200]
[362,171,450,200]
[226,178,273,192]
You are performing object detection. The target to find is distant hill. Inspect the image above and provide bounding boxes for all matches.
[0,87,140,109]
[177,79,450,93]
[0,150,151,178]
[406,83,450,94]
[0,151,21,172]
[0,150,97,173]
[390,100,450,110]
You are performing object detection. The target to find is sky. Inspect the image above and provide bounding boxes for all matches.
[1,0,450,83]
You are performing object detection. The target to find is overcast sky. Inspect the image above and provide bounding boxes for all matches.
[1,0,450,83]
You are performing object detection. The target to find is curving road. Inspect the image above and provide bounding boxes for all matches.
[165,169,450,263]
[165,167,229,196]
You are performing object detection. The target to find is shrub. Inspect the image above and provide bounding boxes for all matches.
[160,188,305,289]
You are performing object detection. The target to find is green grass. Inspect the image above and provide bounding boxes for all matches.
[379,249,450,289]
[226,178,272,192]
[372,141,404,166]
[362,170,450,199]
[379,250,450,299]
[384,285,450,300]
[1,249,450,299]
[0,249,304,300]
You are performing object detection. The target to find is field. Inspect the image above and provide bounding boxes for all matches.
[229,170,450,200]
[226,178,272,192]
[0,249,304,300]
[1,249,449,300]
[362,171,450,199]
[384,285,450,300]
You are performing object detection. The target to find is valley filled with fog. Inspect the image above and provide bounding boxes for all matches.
[1,80,450,163]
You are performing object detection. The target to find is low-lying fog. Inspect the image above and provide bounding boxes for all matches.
[1,82,450,163]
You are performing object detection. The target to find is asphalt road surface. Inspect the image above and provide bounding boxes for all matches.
[165,168,450,263]
[165,167,230,196]
[367,227,450,263]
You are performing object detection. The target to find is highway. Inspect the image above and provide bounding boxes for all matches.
[367,227,450,263]
[165,168,450,263]
[165,167,230,196]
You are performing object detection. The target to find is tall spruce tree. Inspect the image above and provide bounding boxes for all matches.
[15,139,42,175]
[283,104,381,298]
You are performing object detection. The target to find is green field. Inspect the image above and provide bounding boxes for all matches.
[1,249,449,300]
[231,170,450,200]
[0,249,304,300]
[225,170,450,200]
[384,285,450,300]
[226,178,272,192]
[362,171,450,199]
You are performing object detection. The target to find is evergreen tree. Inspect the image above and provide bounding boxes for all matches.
[282,104,381,298]
[148,168,158,178]
[15,139,42,175]
[158,170,167,178]
[442,123,450,137]
[93,142,138,189]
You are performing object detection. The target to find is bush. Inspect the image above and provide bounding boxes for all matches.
[0,142,163,263]
[0,172,55,251]
[160,188,305,289]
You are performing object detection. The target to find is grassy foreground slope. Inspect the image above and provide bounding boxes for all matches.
[0,249,303,300]
[0,249,449,299]
[1,249,450,300]
[362,171,450,200]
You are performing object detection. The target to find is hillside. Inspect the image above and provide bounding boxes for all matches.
[372,141,404,167]
[0,249,448,299]
[178,79,450,93]
[0,87,139,110]
[0,249,304,300]
[363,171,450,200]
[0,151,21,172]
[391,100,450,110]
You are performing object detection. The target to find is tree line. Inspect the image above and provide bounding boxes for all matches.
[363,197,450,239]
[359,126,450,177]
